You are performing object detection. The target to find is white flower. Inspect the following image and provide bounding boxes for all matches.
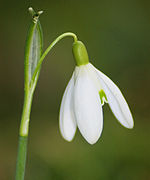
[59,40,134,145]
[59,63,134,144]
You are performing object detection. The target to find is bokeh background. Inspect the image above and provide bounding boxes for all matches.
[0,0,150,179]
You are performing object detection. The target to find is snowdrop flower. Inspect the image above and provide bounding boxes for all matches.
[59,41,134,144]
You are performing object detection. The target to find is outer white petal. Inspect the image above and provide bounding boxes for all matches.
[74,66,103,144]
[90,63,134,129]
[59,72,77,141]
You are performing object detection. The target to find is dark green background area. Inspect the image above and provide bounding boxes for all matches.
[0,0,150,179]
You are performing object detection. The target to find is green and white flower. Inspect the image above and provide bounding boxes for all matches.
[59,41,134,144]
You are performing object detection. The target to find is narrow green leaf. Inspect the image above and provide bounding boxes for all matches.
[24,12,43,89]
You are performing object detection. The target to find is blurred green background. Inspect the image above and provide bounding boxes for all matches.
[0,0,150,179]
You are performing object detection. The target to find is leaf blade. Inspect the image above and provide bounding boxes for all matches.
[24,16,43,90]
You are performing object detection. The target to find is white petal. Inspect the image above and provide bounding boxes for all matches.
[74,66,103,144]
[90,63,134,129]
[59,72,77,141]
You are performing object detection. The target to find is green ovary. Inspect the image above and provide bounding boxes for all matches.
[72,41,89,66]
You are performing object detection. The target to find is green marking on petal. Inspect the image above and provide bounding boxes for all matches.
[99,90,108,105]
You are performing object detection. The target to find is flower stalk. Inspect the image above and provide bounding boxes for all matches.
[31,32,77,83]
[15,7,78,180]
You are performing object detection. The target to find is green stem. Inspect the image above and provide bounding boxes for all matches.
[15,32,77,180]
[31,32,77,84]
[15,136,28,180]
[15,87,35,180]
[20,90,34,136]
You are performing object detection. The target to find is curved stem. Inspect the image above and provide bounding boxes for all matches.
[31,32,77,84]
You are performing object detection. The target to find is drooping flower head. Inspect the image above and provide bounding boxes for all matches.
[59,40,134,144]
